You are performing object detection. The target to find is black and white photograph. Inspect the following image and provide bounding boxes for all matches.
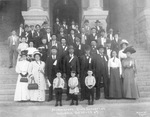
[0,0,150,117]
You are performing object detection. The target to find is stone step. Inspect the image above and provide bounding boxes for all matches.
[137,81,150,86]
[0,78,17,84]
[140,92,150,97]
[0,84,16,89]
[0,68,17,75]
[138,86,150,92]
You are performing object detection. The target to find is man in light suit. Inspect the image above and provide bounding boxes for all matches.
[8,30,19,68]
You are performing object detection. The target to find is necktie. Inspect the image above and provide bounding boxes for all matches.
[12,36,15,45]
[113,57,115,62]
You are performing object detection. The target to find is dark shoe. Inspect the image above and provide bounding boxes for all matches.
[91,101,94,105]
[80,98,84,101]
[55,103,58,106]
[88,100,90,105]
[70,101,74,105]
[76,101,78,105]
[9,66,13,68]
[60,103,62,106]
[95,97,100,100]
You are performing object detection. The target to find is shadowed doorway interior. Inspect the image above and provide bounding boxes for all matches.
[51,0,80,27]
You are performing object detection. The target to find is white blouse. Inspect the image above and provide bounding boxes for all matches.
[108,57,122,75]
[18,43,28,51]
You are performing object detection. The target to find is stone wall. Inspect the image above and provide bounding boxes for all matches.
[108,0,135,44]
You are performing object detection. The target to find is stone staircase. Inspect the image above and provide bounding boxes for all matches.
[0,42,150,102]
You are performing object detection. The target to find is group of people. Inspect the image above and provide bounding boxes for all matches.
[8,18,139,106]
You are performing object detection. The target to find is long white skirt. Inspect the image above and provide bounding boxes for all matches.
[14,79,30,101]
[29,90,45,102]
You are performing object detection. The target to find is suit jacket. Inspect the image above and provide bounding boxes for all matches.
[111,39,121,54]
[83,25,91,35]
[43,33,52,43]
[87,33,100,45]
[8,35,19,48]
[79,54,96,82]
[97,36,107,47]
[67,34,76,46]
[53,23,60,35]
[21,31,29,40]
[63,54,80,77]
[95,26,103,35]
[47,41,63,57]
[57,33,68,42]
[28,30,36,43]
[45,55,61,81]
[74,43,85,57]
[95,54,108,77]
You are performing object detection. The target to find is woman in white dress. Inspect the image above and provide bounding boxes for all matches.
[28,51,47,102]
[14,50,30,101]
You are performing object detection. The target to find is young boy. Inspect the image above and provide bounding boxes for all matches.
[53,71,65,106]
[85,70,96,105]
[68,71,79,105]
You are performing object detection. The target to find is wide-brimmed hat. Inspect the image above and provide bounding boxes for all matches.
[21,50,28,56]
[95,20,101,23]
[120,39,129,46]
[123,46,136,54]
[91,27,96,30]
[33,51,42,58]
[97,45,105,50]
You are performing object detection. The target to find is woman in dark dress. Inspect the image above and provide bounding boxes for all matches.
[122,46,139,99]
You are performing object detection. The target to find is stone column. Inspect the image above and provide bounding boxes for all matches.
[136,0,150,50]
[82,0,108,31]
[22,0,49,25]
[28,0,43,11]
[88,0,102,10]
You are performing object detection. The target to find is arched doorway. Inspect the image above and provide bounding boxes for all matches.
[49,0,82,29]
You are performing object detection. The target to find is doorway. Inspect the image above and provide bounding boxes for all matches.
[49,0,82,29]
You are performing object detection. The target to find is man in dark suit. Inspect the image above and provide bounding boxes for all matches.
[43,26,52,43]
[74,37,85,58]
[57,26,68,42]
[95,45,109,100]
[53,18,60,35]
[34,24,43,48]
[45,46,62,101]
[21,25,30,42]
[79,45,95,101]
[67,29,76,46]
[87,27,99,45]
[95,20,104,35]
[28,25,36,45]
[111,33,122,55]
[90,41,98,56]
[97,29,107,47]
[62,19,68,34]
[63,45,80,100]
[47,34,63,58]
[40,21,48,35]
[107,28,114,41]
[80,27,88,45]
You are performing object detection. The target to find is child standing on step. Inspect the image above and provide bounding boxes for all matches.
[85,70,96,105]
[53,71,65,106]
[68,71,79,105]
